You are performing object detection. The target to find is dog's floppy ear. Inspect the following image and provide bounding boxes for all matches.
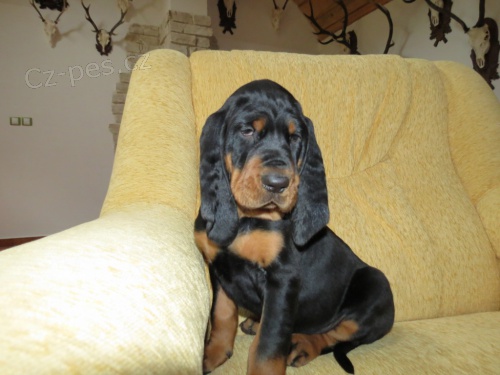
[199,110,239,247]
[292,117,330,247]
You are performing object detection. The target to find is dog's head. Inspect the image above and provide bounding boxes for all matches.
[199,79,329,247]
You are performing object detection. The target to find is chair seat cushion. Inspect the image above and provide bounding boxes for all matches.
[212,311,500,374]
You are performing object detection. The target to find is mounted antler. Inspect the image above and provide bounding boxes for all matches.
[272,0,289,31]
[273,0,289,10]
[424,0,470,32]
[30,0,67,47]
[305,0,394,55]
[81,0,128,56]
[424,0,499,88]
[424,0,453,47]
[305,0,354,53]
[374,1,394,54]
[425,0,496,68]
[217,0,237,34]
[428,0,443,27]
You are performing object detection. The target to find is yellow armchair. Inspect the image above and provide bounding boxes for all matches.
[1,50,498,374]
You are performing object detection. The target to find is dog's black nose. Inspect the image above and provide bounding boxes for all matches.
[262,173,290,193]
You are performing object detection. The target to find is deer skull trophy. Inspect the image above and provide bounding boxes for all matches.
[424,0,499,88]
[305,0,394,55]
[30,0,67,47]
[217,0,237,34]
[272,0,289,31]
[81,0,128,56]
[424,0,453,47]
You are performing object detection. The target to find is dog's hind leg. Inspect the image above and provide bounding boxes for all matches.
[328,266,395,374]
[288,267,394,373]
[338,266,395,346]
[287,319,359,368]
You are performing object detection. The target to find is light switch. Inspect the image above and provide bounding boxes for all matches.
[10,117,20,126]
[22,117,32,126]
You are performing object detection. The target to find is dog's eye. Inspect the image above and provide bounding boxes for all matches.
[290,134,302,143]
[240,128,255,137]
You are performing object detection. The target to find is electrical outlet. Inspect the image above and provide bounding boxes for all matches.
[10,117,20,126]
[22,117,32,126]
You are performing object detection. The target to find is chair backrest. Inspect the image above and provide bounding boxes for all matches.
[190,50,500,322]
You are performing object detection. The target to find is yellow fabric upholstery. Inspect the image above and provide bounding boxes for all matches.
[0,49,498,374]
[215,312,500,375]
[0,205,209,374]
[101,50,198,219]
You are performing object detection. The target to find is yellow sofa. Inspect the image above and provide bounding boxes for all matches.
[0,50,499,374]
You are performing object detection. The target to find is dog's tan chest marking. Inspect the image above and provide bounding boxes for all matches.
[194,230,220,262]
[229,230,284,267]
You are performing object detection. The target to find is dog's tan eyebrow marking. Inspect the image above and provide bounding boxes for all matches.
[253,118,267,132]
[288,121,296,135]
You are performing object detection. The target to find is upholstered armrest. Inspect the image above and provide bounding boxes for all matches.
[0,49,210,373]
[436,61,500,258]
[0,204,209,374]
[101,50,198,219]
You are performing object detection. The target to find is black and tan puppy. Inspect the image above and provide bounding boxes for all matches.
[195,80,394,375]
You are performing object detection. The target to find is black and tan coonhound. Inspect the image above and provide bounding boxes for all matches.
[194,79,395,375]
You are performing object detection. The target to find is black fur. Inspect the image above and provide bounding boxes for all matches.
[199,110,239,247]
[198,79,329,247]
[196,80,395,374]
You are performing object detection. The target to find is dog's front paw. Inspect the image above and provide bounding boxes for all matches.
[203,340,233,373]
[287,334,321,368]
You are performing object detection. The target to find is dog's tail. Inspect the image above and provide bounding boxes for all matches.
[332,342,357,374]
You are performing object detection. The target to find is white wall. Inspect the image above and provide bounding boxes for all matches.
[0,0,167,238]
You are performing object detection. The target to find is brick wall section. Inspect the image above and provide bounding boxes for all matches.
[160,11,212,55]
[110,11,213,149]
[109,24,160,149]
